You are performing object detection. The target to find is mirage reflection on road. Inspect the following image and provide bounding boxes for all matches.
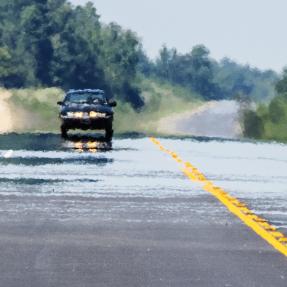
[62,134,112,153]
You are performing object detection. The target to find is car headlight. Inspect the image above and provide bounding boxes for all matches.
[66,112,75,117]
[74,112,84,118]
[89,111,106,118]
[66,112,84,118]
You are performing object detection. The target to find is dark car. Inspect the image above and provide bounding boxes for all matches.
[57,89,116,139]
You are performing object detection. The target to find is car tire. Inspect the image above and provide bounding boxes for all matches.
[61,125,68,138]
[105,123,113,140]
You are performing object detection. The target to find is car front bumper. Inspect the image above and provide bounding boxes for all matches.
[60,115,113,130]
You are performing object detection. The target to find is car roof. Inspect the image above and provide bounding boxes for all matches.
[66,89,105,95]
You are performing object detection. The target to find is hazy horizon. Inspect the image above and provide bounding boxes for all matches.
[71,0,287,73]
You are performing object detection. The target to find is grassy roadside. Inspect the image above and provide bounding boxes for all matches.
[7,88,63,132]
[114,78,202,134]
[243,95,287,143]
[2,78,202,134]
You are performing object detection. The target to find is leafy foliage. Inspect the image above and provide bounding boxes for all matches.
[152,45,219,100]
[243,72,287,141]
[243,110,264,138]
[276,68,287,95]
[0,0,280,112]
[0,0,144,108]
[139,45,278,102]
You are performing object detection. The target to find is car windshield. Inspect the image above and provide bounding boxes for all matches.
[65,93,106,104]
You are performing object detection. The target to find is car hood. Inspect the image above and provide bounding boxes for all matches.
[61,103,113,114]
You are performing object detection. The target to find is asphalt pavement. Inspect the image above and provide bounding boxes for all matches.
[0,134,286,287]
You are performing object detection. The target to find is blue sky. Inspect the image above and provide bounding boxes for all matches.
[71,0,287,72]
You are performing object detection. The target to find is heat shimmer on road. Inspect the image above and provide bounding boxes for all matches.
[150,137,287,257]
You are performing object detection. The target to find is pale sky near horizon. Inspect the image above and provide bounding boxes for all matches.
[71,0,287,72]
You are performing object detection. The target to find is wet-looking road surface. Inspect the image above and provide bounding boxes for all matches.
[0,134,287,287]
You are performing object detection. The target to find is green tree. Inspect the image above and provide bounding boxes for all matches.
[269,97,286,123]
[50,3,105,90]
[0,0,144,109]
[243,110,264,138]
[276,68,287,96]
[156,45,176,80]
[137,47,154,76]
[20,0,54,85]
[100,23,144,108]
[154,45,219,100]
[0,47,23,87]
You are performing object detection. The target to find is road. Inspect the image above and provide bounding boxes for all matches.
[158,100,242,139]
[0,133,287,287]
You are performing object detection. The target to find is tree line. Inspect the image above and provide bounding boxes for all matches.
[0,0,280,109]
[243,70,287,141]
[138,45,278,101]
[0,0,144,108]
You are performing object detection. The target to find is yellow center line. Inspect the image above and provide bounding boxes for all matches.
[150,137,287,257]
